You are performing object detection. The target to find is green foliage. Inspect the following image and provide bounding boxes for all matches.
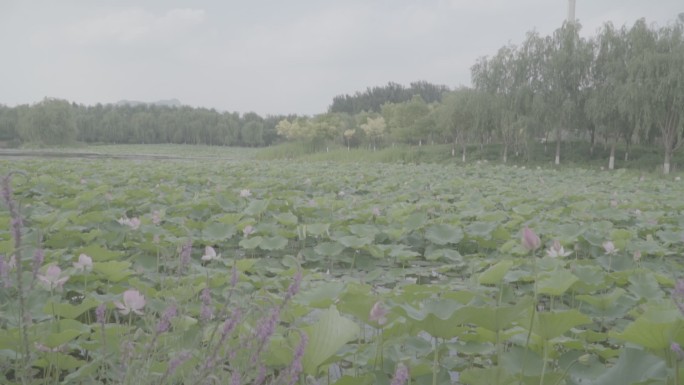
[18,98,77,146]
[3,148,684,384]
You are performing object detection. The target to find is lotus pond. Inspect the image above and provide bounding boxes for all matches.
[1,153,684,385]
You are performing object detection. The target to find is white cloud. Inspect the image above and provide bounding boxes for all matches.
[60,8,206,45]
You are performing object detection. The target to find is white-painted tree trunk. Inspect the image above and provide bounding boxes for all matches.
[609,142,615,170]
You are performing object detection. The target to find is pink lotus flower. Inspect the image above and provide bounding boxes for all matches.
[118,217,141,230]
[151,210,162,225]
[201,246,220,262]
[546,240,572,258]
[372,207,381,217]
[603,241,618,255]
[114,289,146,316]
[73,253,93,271]
[38,265,69,291]
[243,225,255,237]
[369,301,388,325]
[521,227,541,251]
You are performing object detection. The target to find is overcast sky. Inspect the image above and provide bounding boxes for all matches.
[1,1,681,116]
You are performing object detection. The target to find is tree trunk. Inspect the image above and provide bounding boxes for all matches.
[544,131,549,153]
[462,145,467,163]
[555,127,561,165]
[451,143,455,157]
[664,148,672,174]
[503,144,508,163]
[609,141,615,170]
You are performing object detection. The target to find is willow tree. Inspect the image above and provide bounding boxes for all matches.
[437,89,479,162]
[585,22,629,169]
[626,19,684,174]
[537,22,593,165]
[472,36,538,163]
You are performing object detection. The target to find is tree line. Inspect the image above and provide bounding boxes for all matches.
[0,101,291,147]
[276,17,684,174]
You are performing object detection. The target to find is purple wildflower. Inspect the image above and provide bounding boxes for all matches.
[673,342,684,360]
[0,258,10,288]
[200,288,213,322]
[221,309,242,338]
[284,270,302,301]
[390,363,410,385]
[31,249,45,285]
[230,263,239,288]
[2,175,22,246]
[96,303,107,324]
[673,279,684,316]
[231,371,241,385]
[286,333,308,385]
[254,364,267,385]
[179,240,192,270]
[157,304,177,333]
[167,351,191,376]
[256,307,280,346]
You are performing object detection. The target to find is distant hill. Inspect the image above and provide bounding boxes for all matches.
[115,99,182,107]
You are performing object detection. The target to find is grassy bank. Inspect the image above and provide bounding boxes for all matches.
[256,140,684,174]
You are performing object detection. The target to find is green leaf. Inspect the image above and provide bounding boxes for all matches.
[239,236,263,249]
[93,260,132,282]
[460,367,515,385]
[244,199,269,216]
[332,375,375,385]
[533,309,591,340]
[456,299,531,333]
[577,288,626,310]
[611,308,683,350]
[336,235,372,249]
[76,245,122,262]
[274,212,298,226]
[43,297,100,320]
[397,299,464,339]
[302,306,360,375]
[314,242,345,257]
[478,260,514,285]
[403,213,427,231]
[34,353,85,371]
[591,348,667,385]
[465,221,497,239]
[259,236,288,251]
[537,269,579,296]
[202,222,235,241]
[425,224,464,245]
[297,282,345,308]
[306,223,330,236]
[628,270,663,300]
[348,224,379,238]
